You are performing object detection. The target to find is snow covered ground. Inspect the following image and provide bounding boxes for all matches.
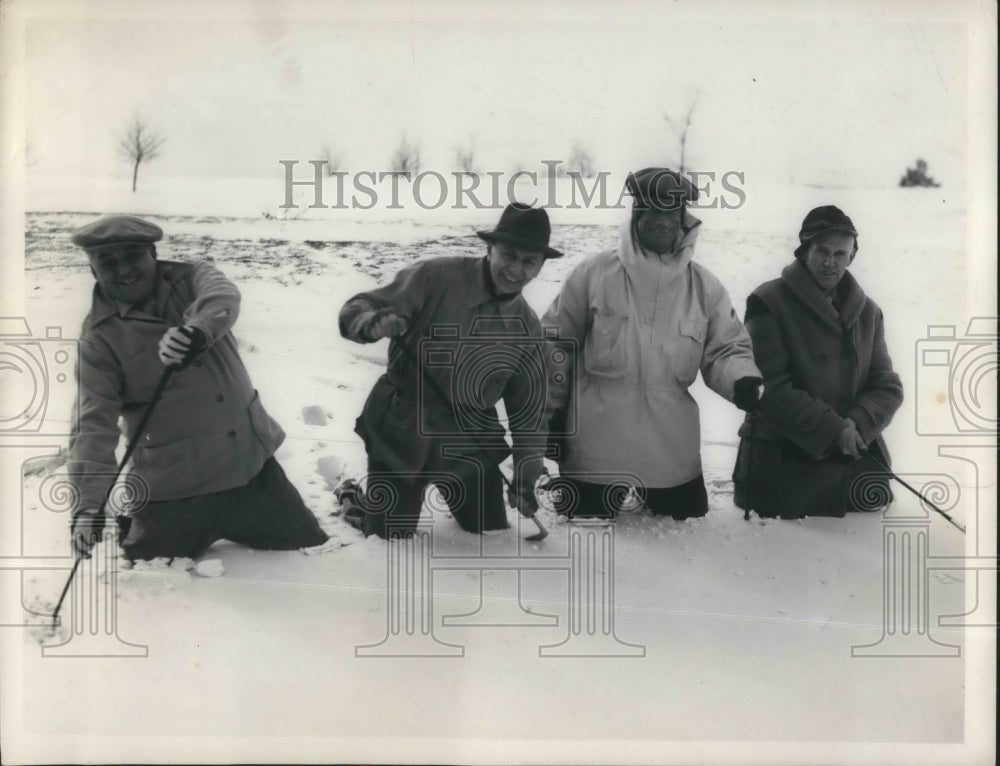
[3,175,994,764]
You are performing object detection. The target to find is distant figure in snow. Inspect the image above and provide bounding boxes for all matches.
[339,203,559,538]
[542,167,763,520]
[899,158,941,188]
[733,205,904,518]
[69,215,328,560]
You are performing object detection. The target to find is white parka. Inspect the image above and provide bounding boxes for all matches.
[542,213,760,488]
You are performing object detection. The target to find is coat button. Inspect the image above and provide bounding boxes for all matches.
[194,360,203,367]
[875,413,884,423]
[228,430,237,438]
[216,394,224,402]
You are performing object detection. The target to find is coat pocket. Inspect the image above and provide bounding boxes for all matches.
[247,390,285,452]
[584,311,629,379]
[733,419,783,492]
[131,437,198,498]
[672,319,708,386]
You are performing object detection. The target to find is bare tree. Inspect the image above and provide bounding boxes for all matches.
[663,94,700,174]
[321,143,342,176]
[389,134,420,177]
[455,142,477,174]
[566,142,597,178]
[118,118,165,192]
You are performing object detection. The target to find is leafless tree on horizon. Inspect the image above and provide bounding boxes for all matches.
[455,141,477,174]
[566,142,597,178]
[663,94,701,175]
[389,134,421,177]
[118,117,165,192]
[321,143,343,175]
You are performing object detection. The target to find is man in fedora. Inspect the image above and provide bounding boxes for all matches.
[339,202,561,538]
[68,215,328,560]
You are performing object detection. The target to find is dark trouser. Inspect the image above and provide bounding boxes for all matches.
[552,475,709,521]
[121,458,328,560]
[361,457,506,539]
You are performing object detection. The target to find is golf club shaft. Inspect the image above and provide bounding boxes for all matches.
[53,367,174,623]
[864,451,966,534]
[50,556,83,626]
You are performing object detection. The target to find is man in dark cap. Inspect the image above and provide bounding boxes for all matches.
[338,203,560,538]
[733,205,903,518]
[542,168,762,520]
[69,215,328,560]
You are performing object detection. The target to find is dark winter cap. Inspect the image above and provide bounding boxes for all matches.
[477,203,563,258]
[626,167,699,212]
[794,205,858,259]
[72,215,163,250]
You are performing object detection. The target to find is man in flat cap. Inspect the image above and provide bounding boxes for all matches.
[733,205,903,518]
[543,168,762,520]
[338,203,559,538]
[69,215,328,560]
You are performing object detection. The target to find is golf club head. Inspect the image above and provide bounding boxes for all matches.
[523,514,548,542]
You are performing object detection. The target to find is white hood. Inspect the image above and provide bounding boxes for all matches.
[616,210,703,304]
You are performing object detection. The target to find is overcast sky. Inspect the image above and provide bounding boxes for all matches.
[24,1,969,188]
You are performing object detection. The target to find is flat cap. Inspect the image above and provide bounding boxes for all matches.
[71,215,163,249]
[794,205,858,259]
[626,167,699,211]
[798,205,857,242]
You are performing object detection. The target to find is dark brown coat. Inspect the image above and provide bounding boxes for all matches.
[733,259,904,518]
[339,256,549,531]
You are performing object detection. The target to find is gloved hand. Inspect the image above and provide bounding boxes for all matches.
[733,376,764,412]
[836,417,866,460]
[158,325,207,369]
[70,508,105,559]
[363,308,408,341]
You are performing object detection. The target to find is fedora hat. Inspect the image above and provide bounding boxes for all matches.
[477,203,563,258]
